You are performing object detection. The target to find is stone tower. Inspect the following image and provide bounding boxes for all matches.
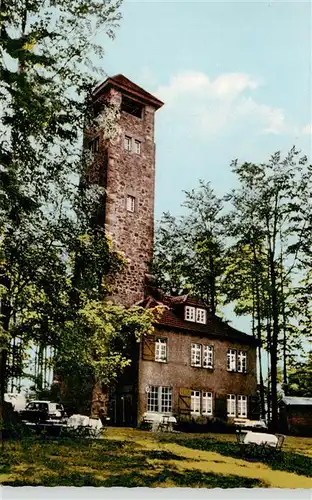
[86,75,164,307]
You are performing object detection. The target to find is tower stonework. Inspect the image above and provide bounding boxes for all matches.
[89,75,164,307]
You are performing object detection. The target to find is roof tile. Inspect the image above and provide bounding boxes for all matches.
[93,74,164,109]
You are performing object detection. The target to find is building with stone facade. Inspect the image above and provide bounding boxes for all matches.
[86,74,259,426]
[86,74,163,307]
[109,292,259,426]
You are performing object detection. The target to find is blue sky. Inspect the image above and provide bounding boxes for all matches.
[98,0,311,333]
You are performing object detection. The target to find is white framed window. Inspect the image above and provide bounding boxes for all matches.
[191,390,201,414]
[126,195,135,212]
[155,338,167,363]
[227,394,236,417]
[237,395,248,418]
[203,345,213,369]
[161,387,172,413]
[191,343,201,367]
[124,135,132,151]
[196,308,206,324]
[227,349,236,371]
[185,306,195,322]
[202,392,213,415]
[147,386,158,412]
[147,386,172,413]
[185,306,207,324]
[134,139,141,154]
[237,351,247,373]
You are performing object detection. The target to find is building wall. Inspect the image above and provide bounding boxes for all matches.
[103,89,157,307]
[137,327,257,420]
[280,406,312,436]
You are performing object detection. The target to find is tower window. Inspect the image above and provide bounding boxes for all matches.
[134,139,141,154]
[124,135,132,151]
[121,95,143,118]
[126,195,135,212]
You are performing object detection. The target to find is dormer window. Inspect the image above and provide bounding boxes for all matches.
[185,306,207,324]
[185,306,195,322]
[196,308,206,324]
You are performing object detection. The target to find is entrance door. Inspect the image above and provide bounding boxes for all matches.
[111,394,134,426]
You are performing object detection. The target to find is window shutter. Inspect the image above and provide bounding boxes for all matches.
[178,388,192,414]
[142,334,155,361]
[249,395,260,420]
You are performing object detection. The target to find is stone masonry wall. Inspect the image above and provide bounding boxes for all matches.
[104,90,156,307]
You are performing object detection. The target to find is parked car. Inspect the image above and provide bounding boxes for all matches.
[20,400,66,423]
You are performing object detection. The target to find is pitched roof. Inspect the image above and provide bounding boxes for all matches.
[163,295,208,308]
[281,397,312,406]
[93,74,164,109]
[157,308,258,346]
[139,294,258,346]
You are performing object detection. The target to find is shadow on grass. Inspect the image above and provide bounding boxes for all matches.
[1,437,266,487]
[2,467,265,488]
[0,438,184,483]
[165,437,312,478]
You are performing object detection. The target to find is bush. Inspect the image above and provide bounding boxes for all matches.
[175,415,236,434]
[137,420,153,431]
[1,403,32,441]
[60,424,104,439]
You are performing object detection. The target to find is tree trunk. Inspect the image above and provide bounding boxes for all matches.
[266,317,272,422]
[269,249,279,431]
[280,285,288,394]
[0,301,11,444]
[209,254,216,314]
[280,232,288,395]
[252,240,266,419]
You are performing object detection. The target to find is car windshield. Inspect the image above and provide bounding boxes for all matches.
[26,402,48,411]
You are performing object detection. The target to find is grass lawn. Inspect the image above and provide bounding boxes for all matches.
[1,427,312,488]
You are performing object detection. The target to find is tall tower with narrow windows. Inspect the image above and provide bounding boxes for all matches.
[86,75,164,307]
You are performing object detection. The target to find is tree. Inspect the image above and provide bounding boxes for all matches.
[226,147,310,430]
[287,353,312,397]
[153,181,225,313]
[55,302,157,414]
[221,240,269,418]
[0,0,123,427]
[152,213,190,296]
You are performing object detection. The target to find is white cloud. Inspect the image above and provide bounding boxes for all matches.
[237,97,286,134]
[155,71,288,136]
[156,71,259,102]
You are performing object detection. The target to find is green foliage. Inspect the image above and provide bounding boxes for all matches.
[153,181,225,313]
[226,147,311,426]
[0,0,125,409]
[153,148,311,427]
[287,353,312,397]
[57,301,155,385]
